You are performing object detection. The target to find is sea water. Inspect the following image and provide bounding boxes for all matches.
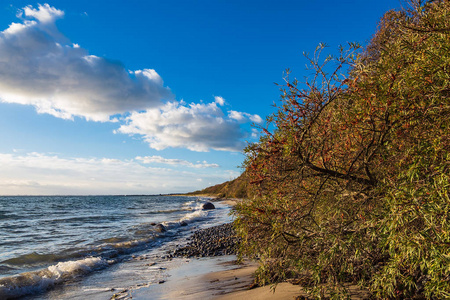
[0,195,232,299]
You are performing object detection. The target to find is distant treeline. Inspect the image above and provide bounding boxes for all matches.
[186,172,251,199]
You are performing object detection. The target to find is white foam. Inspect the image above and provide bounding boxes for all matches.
[182,198,213,211]
[180,209,208,223]
[182,200,199,210]
[47,257,106,279]
[0,257,107,299]
[161,203,209,231]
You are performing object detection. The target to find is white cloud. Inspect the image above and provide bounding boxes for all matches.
[0,152,232,195]
[228,110,245,121]
[0,4,263,153]
[22,3,64,24]
[228,110,263,123]
[214,96,225,106]
[135,156,219,168]
[249,114,263,123]
[0,4,171,121]
[251,128,259,138]
[117,99,261,152]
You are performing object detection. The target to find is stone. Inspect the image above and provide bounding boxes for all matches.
[202,202,215,210]
[154,224,167,233]
[171,223,240,258]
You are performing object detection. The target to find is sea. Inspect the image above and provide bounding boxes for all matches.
[0,195,233,299]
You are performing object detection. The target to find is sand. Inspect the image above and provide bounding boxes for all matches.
[123,229,368,298]
[128,254,370,299]
[5,197,368,299]
[128,255,307,300]
[210,263,307,300]
[128,198,367,300]
[149,197,306,299]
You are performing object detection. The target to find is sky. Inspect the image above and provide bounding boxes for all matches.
[0,0,401,195]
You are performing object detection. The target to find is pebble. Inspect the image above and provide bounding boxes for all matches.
[172,223,240,258]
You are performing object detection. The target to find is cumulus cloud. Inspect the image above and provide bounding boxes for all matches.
[0,152,234,195]
[214,96,225,106]
[228,110,263,123]
[21,4,64,23]
[0,4,171,121]
[135,156,219,168]
[117,99,262,152]
[0,4,263,153]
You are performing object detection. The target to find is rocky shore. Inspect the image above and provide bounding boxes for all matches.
[172,223,240,257]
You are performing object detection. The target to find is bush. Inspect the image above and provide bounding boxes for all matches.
[233,1,450,298]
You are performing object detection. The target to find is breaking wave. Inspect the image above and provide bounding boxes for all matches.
[0,195,218,299]
[0,257,108,299]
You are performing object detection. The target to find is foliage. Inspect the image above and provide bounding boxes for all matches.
[186,172,252,199]
[233,1,450,298]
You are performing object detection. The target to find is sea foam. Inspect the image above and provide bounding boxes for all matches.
[161,200,209,230]
[0,257,107,299]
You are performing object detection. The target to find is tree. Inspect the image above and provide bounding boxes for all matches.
[234,1,450,298]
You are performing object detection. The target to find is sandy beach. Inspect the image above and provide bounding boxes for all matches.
[125,255,369,299]
[125,198,369,300]
[111,198,308,300]
[125,255,306,300]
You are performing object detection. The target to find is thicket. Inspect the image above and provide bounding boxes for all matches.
[233,1,450,298]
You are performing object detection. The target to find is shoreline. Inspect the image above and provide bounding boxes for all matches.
[0,196,236,300]
[170,193,240,205]
[128,198,369,300]
[124,255,307,300]
[123,198,307,300]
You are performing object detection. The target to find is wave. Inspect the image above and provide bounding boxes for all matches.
[0,199,216,298]
[137,207,193,215]
[180,209,208,223]
[161,201,210,230]
[10,199,210,248]
[2,201,213,267]
[0,257,108,299]
[1,252,65,267]
[182,200,206,211]
[0,213,18,220]
[0,266,16,272]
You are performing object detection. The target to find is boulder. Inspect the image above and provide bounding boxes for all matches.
[202,202,215,210]
[154,224,167,233]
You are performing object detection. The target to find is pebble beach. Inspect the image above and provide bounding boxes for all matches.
[124,206,308,300]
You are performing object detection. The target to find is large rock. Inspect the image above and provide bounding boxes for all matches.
[202,202,215,210]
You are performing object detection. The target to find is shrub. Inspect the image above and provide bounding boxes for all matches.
[233,1,450,298]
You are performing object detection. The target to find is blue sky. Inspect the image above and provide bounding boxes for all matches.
[0,1,400,195]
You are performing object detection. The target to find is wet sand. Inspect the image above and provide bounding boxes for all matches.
[124,198,368,299]
[129,255,306,300]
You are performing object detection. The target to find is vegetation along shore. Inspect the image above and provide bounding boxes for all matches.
[190,1,450,299]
